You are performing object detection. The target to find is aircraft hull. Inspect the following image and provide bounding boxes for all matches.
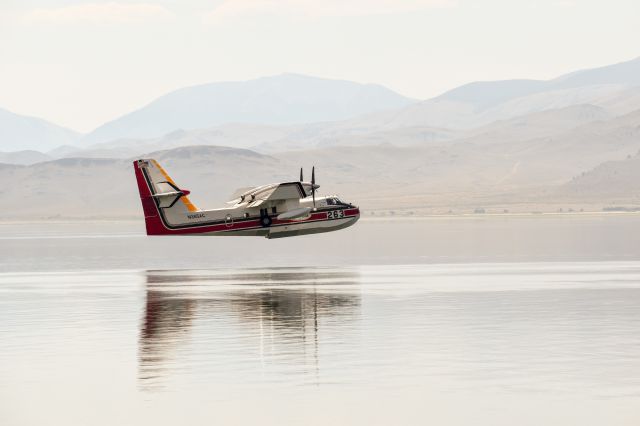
[147,208,360,239]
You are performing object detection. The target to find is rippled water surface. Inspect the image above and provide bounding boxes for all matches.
[1,217,640,425]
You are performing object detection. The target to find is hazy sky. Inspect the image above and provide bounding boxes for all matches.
[1,0,639,132]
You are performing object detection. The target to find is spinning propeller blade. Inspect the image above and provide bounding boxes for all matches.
[311,166,316,209]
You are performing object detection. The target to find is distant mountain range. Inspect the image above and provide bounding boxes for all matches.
[436,56,640,110]
[2,57,640,152]
[358,57,640,131]
[0,150,52,165]
[82,73,416,144]
[54,100,634,158]
[0,107,79,152]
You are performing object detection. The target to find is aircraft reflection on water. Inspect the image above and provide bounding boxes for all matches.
[138,268,361,389]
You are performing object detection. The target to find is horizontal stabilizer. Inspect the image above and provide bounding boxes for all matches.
[152,191,184,209]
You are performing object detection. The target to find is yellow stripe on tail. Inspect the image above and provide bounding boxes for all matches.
[151,160,199,212]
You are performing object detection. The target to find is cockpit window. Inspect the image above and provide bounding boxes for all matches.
[326,198,335,205]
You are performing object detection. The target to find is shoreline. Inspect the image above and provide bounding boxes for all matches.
[2,210,640,225]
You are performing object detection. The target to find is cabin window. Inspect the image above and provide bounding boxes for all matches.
[271,206,277,214]
[327,198,335,205]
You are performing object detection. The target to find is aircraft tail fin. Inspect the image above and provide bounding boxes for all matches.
[133,159,199,235]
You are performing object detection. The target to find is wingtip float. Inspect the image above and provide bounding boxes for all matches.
[133,159,360,239]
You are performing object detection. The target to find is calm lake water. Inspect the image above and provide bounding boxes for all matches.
[1,216,640,425]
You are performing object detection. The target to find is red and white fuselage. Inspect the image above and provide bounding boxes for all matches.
[133,159,360,239]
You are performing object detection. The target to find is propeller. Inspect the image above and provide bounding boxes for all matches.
[300,167,303,182]
[311,166,316,209]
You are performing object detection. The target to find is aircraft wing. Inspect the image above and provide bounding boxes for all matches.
[260,182,306,201]
[228,182,311,206]
[243,182,307,207]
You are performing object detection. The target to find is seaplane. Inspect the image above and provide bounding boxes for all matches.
[133,159,360,238]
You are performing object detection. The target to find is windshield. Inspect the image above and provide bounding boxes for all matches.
[326,197,349,206]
